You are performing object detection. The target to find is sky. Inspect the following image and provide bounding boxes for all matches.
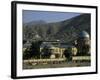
[23,10,81,23]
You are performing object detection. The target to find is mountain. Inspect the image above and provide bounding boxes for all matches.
[24,20,47,26]
[23,14,91,43]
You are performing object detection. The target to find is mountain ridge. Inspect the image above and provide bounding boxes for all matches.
[23,14,91,43]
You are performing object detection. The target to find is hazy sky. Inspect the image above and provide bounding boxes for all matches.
[23,10,81,23]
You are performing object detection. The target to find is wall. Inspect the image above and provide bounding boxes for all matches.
[0,0,99,80]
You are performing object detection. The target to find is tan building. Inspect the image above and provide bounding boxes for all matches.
[40,41,77,59]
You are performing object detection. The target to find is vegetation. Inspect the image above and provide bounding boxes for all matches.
[63,47,73,61]
[41,46,53,58]
[23,40,42,59]
[23,48,32,59]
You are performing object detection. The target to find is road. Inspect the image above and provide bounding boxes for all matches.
[23,61,90,69]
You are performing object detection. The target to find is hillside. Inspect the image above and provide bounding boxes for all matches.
[23,14,91,43]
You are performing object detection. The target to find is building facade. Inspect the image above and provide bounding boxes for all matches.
[40,41,77,59]
[76,31,90,56]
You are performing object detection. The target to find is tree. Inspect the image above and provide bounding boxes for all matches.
[41,46,53,59]
[82,44,90,56]
[23,40,43,59]
[63,47,72,61]
[29,40,42,59]
[23,48,32,59]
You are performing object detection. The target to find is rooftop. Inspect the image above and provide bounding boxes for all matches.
[79,31,89,38]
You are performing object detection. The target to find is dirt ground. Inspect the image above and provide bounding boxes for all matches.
[23,61,91,69]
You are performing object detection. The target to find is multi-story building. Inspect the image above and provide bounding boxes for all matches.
[40,41,77,59]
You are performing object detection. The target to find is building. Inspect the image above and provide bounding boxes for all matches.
[40,41,77,59]
[76,31,90,56]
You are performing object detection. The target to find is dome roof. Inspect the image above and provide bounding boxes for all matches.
[79,31,89,38]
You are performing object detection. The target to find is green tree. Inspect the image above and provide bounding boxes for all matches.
[41,46,53,59]
[29,40,42,59]
[23,40,42,59]
[23,48,32,59]
[63,47,72,61]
